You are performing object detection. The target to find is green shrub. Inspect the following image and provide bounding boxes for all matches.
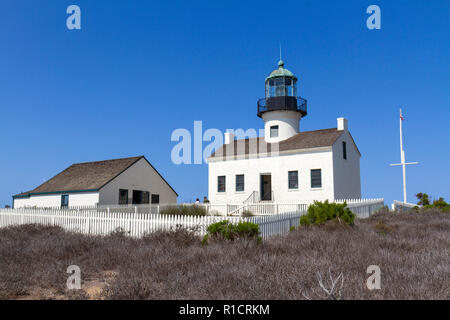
[159,205,207,216]
[416,193,431,206]
[431,197,449,209]
[300,200,355,226]
[202,220,260,245]
[416,193,450,212]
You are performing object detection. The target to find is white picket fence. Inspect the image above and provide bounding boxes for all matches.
[246,212,304,239]
[0,209,237,237]
[12,198,384,217]
[335,198,385,218]
[1,199,384,239]
[0,208,304,239]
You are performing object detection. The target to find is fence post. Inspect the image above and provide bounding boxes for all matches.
[86,215,91,234]
[129,213,133,233]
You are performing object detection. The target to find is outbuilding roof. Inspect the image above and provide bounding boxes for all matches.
[13,156,178,198]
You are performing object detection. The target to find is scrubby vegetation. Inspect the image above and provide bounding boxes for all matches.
[0,209,448,300]
[416,193,450,212]
[201,220,260,245]
[300,200,355,226]
[159,204,207,216]
[241,210,254,217]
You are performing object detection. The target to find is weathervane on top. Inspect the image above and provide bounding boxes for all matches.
[390,108,419,203]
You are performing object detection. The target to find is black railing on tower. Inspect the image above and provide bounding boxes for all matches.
[257,96,307,118]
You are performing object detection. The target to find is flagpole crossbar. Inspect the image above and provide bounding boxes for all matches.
[390,162,419,166]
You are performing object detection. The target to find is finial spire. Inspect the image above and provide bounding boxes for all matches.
[278,42,284,68]
[279,42,282,61]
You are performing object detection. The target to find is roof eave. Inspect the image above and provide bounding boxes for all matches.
[208,146,333,162]
[13,188,99,199]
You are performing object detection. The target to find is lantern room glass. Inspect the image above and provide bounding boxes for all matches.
[265,77,297,98]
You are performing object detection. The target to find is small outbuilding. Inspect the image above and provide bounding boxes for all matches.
[13,156,177,208]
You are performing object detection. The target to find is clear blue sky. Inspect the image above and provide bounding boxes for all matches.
[0,0,449,206]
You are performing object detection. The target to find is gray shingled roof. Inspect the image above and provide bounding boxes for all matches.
[14,156,178,197]
[209,128,344,159]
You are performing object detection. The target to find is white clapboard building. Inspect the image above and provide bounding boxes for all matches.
[13,156,177,208]
[207,60,361,204]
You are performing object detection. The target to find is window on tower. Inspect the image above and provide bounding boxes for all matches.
[270,125,279,138]
[266,78,297,98]
[284,78,295,96]
[274,78,285,96]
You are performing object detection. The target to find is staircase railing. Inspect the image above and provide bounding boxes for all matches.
[243,191,260,204]
[227,204,247,216]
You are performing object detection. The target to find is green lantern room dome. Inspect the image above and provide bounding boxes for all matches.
[265,60,297,82]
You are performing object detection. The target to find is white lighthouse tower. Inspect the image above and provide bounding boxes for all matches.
[257,59,307,143]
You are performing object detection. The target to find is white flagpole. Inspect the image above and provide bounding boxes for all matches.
[390,108,418,203]
[400,109,407,203]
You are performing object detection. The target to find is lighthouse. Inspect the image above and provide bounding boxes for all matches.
[257,59,307,143]
[208,58,361,205]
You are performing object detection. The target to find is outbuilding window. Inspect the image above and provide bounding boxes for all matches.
[288,171,299,189]
[151,194,160,204]
[132,190,150,204]
[142,191,150,204]
[119,189,128,204]
[61,194,69,208]
[218,176,226,193]
[311,169,322,188]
